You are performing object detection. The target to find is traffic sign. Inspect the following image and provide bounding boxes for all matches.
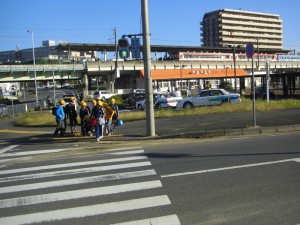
[246,42,255,58]
[118,38,130,59]
[119,49,129,58]
[131,37,141,59]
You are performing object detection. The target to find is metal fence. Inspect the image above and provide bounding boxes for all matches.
[6,100,47,117]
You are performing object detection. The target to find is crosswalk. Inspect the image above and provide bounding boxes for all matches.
[0,147,181,225]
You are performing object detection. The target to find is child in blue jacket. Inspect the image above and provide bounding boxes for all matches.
[54,100,65,136]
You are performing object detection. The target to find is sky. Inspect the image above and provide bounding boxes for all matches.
[1,0,300,57]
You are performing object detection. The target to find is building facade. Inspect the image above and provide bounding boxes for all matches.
[201,9,283,50]
[0,40,98,64]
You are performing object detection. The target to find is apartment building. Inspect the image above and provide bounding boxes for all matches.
[201,9,283,50]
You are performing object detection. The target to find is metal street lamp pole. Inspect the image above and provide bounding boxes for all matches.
[27,29,39,107]
[233,45,237,93]
[256,37,259,69]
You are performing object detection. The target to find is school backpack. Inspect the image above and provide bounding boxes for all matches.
[51,106,57,116]
[65,103,77,117]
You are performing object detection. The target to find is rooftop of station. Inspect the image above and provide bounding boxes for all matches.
[55,43,291,54]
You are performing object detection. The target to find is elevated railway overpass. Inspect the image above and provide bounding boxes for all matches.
[0,60,299,97]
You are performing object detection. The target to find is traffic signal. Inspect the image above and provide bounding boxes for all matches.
[118,38,129,59]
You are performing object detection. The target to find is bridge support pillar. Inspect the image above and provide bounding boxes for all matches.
[82,73,89,98]
[240,77,245,96]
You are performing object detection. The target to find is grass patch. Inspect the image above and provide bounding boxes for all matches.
[15,111,57,127]
[15,99,300,127]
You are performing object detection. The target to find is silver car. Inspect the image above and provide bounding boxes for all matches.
[0,103,8,117]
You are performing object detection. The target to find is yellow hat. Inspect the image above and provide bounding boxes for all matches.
[97,101,103,106]
[95,97,101,101]
[81,101,87,106]
[110,98,115,103]
[70,96,75,101]
[60,100,65,105]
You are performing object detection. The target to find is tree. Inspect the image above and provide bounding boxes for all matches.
[219,81,233,92]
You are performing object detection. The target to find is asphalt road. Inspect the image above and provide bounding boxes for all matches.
[143,133,300,225]
[0,133,299,224]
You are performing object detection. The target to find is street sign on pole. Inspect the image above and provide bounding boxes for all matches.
[131,37,141,59]
[246,42,255,59]
[246,42,256,127]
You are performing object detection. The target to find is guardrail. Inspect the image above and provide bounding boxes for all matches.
[86,60,300,71]
[1,61,299,74]
[0,64,84,72]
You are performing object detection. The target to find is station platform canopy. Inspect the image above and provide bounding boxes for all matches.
[55,43,291,55]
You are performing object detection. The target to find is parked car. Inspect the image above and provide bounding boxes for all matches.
[124,92,145,109]
[129,89,145,94]
[136,93,182,110]
[62,92,76,98]
[0,103,8,117]
[176,88,241,108]
[92,90,115,101]
[255,86,275,99]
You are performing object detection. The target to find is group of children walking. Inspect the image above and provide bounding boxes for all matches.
[54,97,120,142]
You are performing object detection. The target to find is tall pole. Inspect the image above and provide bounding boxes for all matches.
[52,70,56,105]
[141,0,155,136]
[112,27,118,93]
[251,56,256,127]
[265,58,270,103]
[27,30,39,107]
[256,37,259,69]
[233,45,237,93]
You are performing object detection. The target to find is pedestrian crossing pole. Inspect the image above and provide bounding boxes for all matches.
[141,0,155,136]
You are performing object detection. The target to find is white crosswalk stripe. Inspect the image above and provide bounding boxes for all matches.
[0,148,181,225]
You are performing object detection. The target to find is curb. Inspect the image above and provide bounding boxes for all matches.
[104,124,300,141]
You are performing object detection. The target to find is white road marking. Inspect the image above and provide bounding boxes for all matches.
[0,145,18,155]
[0,180,162,208]
[111,214,181,225]
[107,150,145,155]
[0,169,156,194]
[162,158,300,178]
[294,158,300,163]
[0,157,32,163]
[0,161,152,183]
[0,195,171,225]
[0,156,148,175]
[106,147,143,152]
[0,148,74,158]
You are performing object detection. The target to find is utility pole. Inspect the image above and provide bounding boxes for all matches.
[112,27,118,93]
[233,45,237,93]
[113,27,118,69]
[141,0,155,136]
[256,37,259,69]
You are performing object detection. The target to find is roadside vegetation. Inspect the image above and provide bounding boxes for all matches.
[15,98,300,127]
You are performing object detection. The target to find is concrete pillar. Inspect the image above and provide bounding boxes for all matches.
[107,73,112,91]
[240,77,245,96]
[82,73,89,98]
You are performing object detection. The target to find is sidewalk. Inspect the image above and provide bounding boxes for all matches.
[1,108,300,143]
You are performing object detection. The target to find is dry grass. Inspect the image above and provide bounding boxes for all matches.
[15,99,300,126]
